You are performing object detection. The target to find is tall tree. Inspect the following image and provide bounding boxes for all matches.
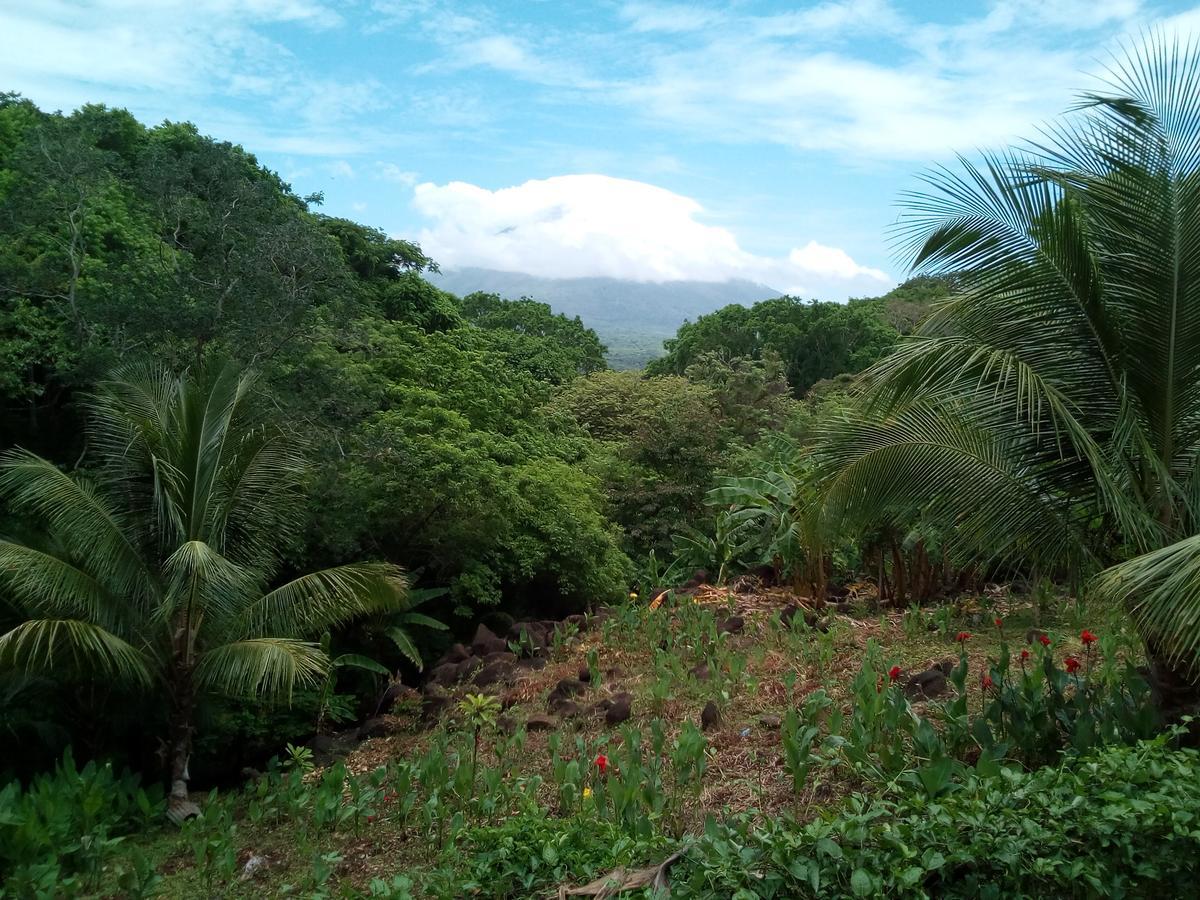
[0,362,408,817]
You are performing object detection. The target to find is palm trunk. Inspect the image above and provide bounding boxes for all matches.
[1144,639,1200,731]
[166,665,200,823]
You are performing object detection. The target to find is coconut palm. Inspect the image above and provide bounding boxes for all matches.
[0,361,409,817]
[817,36,1200,700]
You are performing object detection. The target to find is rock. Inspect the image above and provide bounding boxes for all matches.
[563,613,587,631]
[590,697,613,715]
[550,677,586,700]
[436,643,471,667]
[525,713,560,732]
[507,621,546,654]
[593,605,615,621]
[484,651,517,666]
[719,615,745,635]
[471,624,508,658]
[606,693,633,725]
[240,766,263,781]
[759,714,782,729]
[680,569,709,591]
[307,734,337,754]
[473,660,514,688]
[375,681,418,716]
[904,669,948,700]
[577,667,592,683]
[780,603,801,627]
[239,854,268,882]
[421,688,450,720]
[935,658,956,674]
[499,691,521,709]
[689,662,711,682]
[517,656,548,671]
[834,601,853,615]
[549,698,582,717]
[427,661,462,688]
[496,714,518,736]
[701,700,722,731]
[359,716,399,740]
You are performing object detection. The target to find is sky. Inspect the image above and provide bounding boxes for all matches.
[4,0,1200,299]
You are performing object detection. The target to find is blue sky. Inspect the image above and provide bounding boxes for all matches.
[4,0,1200,298]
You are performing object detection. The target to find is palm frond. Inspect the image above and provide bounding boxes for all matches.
[0,619,153,687]
[0,451,156,608]
[1092,534,1200,671]
[194,638,327,699]
[233,562,409,639]
[0,541,126,630]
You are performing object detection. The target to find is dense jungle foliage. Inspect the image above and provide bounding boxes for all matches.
[5,35,1200,899]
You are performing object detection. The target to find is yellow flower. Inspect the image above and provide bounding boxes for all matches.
[628,592,638,600]
[582,787,593,799]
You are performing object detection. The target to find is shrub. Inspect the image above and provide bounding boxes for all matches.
[421,811,674,899]
[675,733,1200,898]
[0,750,164,893]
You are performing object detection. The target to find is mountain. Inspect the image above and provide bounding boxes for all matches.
[429,267,781,369]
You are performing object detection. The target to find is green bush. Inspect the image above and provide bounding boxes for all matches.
[0,750,164,895]
[675,733,1200,898]
[420,812,674,899]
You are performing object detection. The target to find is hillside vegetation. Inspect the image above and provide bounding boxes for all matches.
[4,36,1200,899]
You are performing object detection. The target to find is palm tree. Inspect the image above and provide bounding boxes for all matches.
[0,361,409,818]
[817,36,1200,705]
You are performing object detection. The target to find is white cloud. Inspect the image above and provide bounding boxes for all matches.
[330,160,356,178]
[412,174,891,298]
[0,0,380,153]
[377,163,420,185]
[436,0,1183,160]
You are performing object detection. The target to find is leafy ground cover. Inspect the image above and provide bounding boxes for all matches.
[7,582,1184,899]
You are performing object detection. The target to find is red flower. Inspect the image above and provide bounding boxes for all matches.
[595,754,608,775]
[1038,634,1052,647]
[1064,656,1081,674]
[888,665,902,682]
[956,632,972,643]
[367,815,376,824]
[1081,629,1098,646]
[1020,649,1030,661]
[994,618,1004,628]
[981,674,994,690]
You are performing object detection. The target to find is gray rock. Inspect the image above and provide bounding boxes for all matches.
[525,713,560,731]
[701,700,722,731]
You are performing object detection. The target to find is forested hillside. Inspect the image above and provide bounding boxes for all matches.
[0,94,919,778]
[6,36,1200,896]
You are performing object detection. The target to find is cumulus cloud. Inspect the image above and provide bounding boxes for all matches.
[412,174,891,298]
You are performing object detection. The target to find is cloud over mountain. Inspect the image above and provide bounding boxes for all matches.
[413,174,891,299]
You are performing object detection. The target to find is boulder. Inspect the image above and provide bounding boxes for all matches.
[427,661,462,688]
[421,688,450,720]
[904,669,948,700]
[359,716,399,740]
[436,643,471,667]
[517,656,548,671]
[525,713,560,732]
[483,651,517,667]
[549,698,582,717]
[719,615,745,635]
[689,662,711,682]
[563,613,587,632]
[605,692,633,725]
[471,624,508,658]
[473,660,514,688]
[700,700,722,731]
[577,667,592,683]
[549,677,586,701]
[759,713,782,729]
